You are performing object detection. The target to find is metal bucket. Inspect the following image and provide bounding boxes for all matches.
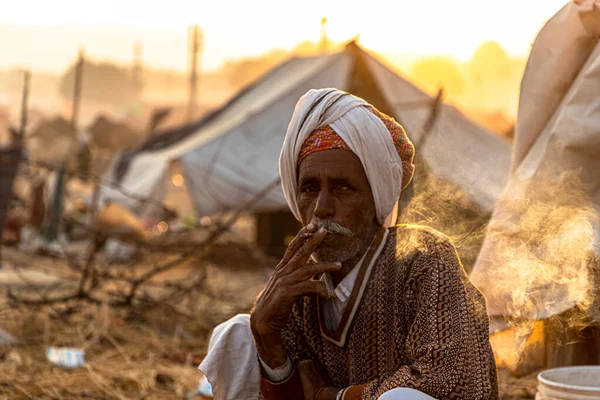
[537,366,600,400]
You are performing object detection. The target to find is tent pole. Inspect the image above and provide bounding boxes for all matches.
[415,88,444,150]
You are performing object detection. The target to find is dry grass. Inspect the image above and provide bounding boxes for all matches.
[0,302,207,399]
[0,238,271,399]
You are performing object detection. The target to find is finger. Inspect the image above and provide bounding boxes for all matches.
[291,280,330,299]
[289,262,341,282]
[284,229,328,270]
[277,225,313,268]
[280,222,321,266]
[277,226,326,272]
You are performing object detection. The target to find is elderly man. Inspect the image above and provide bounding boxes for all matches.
[200,89,499,400]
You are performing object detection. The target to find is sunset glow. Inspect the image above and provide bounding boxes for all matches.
[0,0,569,72]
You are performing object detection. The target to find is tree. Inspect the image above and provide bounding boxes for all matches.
[59,60,142,104]
[466,41,516,112]
[468,41,510,85]
[411,56,465,100]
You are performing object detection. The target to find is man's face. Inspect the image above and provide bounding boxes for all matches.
[296,149,379,265]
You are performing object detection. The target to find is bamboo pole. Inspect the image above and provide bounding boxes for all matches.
[19,71,30,139]
[71,48,85,132]
[187,25,202,123]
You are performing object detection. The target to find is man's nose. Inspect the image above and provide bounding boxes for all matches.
[314,189,334,220]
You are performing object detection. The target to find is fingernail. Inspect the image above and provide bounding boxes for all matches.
[335,262,342,267]
[307,223,315,232]
[317,226,326,234]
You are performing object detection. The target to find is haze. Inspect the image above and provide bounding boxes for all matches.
[0,0,572,137]
[1,0,568,72]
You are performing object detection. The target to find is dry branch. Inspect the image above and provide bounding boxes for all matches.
[2,147,280,341]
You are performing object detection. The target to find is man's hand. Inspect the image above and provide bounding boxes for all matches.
[250,224,341,369]
[298,360,340,400]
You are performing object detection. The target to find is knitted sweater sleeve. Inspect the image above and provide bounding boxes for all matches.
[353,235,499,400]
[280,301,314,364]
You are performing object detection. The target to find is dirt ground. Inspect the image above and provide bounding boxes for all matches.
[0,243,539,399]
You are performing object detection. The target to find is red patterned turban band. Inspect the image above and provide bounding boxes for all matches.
[297,107,415,190]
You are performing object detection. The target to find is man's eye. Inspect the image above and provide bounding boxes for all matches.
[301,186,318,193]
[336,185,351,192]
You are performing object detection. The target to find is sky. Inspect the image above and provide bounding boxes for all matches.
[0,0,569,73]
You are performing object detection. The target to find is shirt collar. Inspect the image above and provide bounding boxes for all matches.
[334,255,364,302]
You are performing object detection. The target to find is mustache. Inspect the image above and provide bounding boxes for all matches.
[312,219,354,237]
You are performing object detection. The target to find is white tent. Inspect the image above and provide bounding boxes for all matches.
[104,42,511,218]
[471,0,600,324]
[470,0,600,371]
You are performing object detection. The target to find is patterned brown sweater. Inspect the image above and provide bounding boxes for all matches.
[277,225,499,400]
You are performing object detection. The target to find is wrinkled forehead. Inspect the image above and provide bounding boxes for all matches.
[296,149,369,185]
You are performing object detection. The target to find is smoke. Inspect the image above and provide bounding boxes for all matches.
[471,165,600,372]
[398,156,600,372]
[399,157,491,272]
[481,169,596,316]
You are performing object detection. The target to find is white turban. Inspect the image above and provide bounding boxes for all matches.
[279,88,405,228]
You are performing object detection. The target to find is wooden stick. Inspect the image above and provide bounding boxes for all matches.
[19,70,30,138]
[71,48,85,132]
[187,25,202,123]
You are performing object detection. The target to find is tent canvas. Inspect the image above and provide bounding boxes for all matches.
[470,0,600,372]
[103,42,511,220]
[471,0,600,324]
[155,160,196,220]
